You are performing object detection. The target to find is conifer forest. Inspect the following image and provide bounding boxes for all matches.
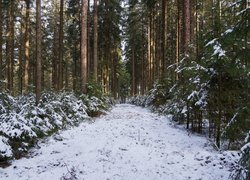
[0,0,249,179]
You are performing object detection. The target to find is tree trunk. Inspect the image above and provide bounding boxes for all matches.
[161,0,166,75]
[93,0,98,81]
[112,50,118,98]
[8,1,14,94]
[0,0,2,87]
[36,0,42,105]
[87,0,91,79]
[152,8,155,82]
[132,43,135,96]
[176,0,181,81]
[19,12,24,95]
[141,28,145,95]
[81,0,88,93]
[58,0,64,90]
[214,0,221,37]
[183,0,191,51]
[148,11,153,88]
[73,43,77,91]
[24,0,30,93]
[65,62,69,89]
[52,1,59,91]
[10,1,14,94]
[147,15,151,91]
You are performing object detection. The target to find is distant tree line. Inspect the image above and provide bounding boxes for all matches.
[0,0,127,103]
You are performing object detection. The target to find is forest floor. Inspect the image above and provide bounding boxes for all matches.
[0,104,239,180]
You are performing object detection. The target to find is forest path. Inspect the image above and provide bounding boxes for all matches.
[0,104,237,180]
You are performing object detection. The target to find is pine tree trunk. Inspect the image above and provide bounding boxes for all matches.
[161,0,166,75]
[87,0,91,78]
[147,15,151,91]
[155,11,160,79]
[24,0,30,93]
[8,1,14,94]
[6,5,10,91]
[132,43,135,96]
[112,51,118,98]
[81,0,88,93]
[183,0,191,51]
[65,62,68,89]
[93,0,98,81]
[152,9,155,82]
[36,0,42,105]
[176,0,181,81]
[52,1,59,91]
[149,11,153,87]
[0,0,2,87]
[58,0,64,90]
[141,28,145,95]
[19,14,24,95]
[73,43,77,91]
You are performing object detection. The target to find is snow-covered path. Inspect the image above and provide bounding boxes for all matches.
[0,104,237,180]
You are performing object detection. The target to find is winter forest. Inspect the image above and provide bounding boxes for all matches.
[0,0,249,179]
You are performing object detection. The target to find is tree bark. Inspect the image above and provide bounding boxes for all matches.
[24,0,30,93]
[93,0,98,81]
[183,0,191,50]
[176,0,181,81]
[36,0,42,105]
[10,1,14,94]
[132,43,135,96]
[152,8,155,82]
[0,0,2,86]
[147,15,151,91]
[112,50,118,98]
[52,1,59,91]
[6,7,10,91]
[7,1,14,94]
[19,10,24,95]
[81,0,88,93]
[141,27,145,95]
[161,0,166,75]
[58,0,64,90]
[87,0,91,79]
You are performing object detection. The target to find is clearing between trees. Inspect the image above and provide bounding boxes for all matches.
[0,104,238,180]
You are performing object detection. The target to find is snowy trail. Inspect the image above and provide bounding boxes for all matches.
[0,104,237,180]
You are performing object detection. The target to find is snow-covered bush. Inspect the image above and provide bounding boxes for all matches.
[231,131,250,180]
[0,136,13,161]
[128,95,147,107]
[38,92,89,130]
[0,92,112,161]
[0,92,15,114]
[80,94,112,116]
[129,79,171,110]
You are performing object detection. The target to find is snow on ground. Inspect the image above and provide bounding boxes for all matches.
[0,104,239,180]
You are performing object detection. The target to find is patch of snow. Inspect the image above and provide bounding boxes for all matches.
[0,136,12,158]
[221,29,233,36]
[187,91,198,100]
[181,106,187,114]
[206,38,218,47]
[213,43,226,57]
[241,143,250,153]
